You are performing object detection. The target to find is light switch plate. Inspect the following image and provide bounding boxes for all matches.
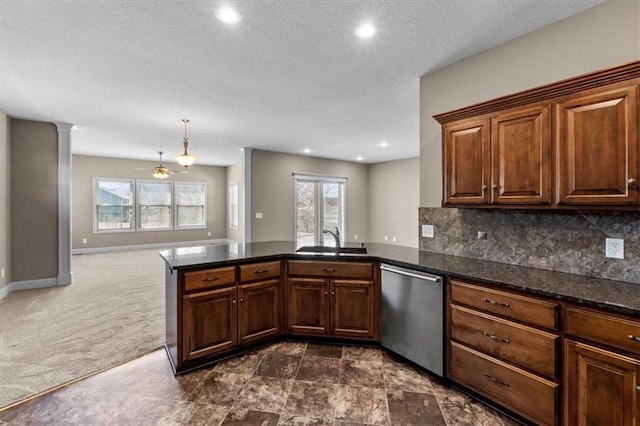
[255,212,263,219]
[422,224,434,238]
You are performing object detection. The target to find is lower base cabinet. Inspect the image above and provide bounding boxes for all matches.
[450,342,558,426]
[238,279,281,344]
[564,340,640,425]
[182,286,238,362]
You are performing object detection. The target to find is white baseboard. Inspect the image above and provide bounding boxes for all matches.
[71,238,234,255]
[0,277,59,300]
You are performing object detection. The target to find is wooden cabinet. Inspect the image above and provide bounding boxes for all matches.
[443,105,551,206]
[287,260,378,341]
[182,286,237,362]
[565,340,640,426]
[564,306,640,425]
[443,118,490,205]
[238,279,280,344]
[491,105,551,204]
[435,60,640,209]
[556,84,639,205]
[288,278,329,335]
[448,279,560,425]
[171,261,283,371]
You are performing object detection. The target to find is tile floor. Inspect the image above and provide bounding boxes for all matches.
[0,342,520,425]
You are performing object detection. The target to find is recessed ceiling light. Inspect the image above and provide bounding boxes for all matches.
[380,141,389,148]
[356,156,364,162]
[354,23,376,39]
[215,7,242,24]
[303,148,312,154]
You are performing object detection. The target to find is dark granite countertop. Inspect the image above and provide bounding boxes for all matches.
[160,241,640,317]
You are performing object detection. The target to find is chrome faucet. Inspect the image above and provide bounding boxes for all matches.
[323,226,341,248]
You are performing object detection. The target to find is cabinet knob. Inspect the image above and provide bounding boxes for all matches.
[491,184,498,190]
[628,178,637,187]
[481,185,487,191]
[331,291,335,295]
[232,299,236,304]
[240,298,244,303]
[324,291,328,295]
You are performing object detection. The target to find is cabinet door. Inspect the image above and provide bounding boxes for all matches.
[238,279,281,345]
[182,286,237,362]
[556,85,639,204]
[491,105,551,204]
[330,280,375,340]
[287,278,329,335]
[565,340,640,426]
[443,118,490,205]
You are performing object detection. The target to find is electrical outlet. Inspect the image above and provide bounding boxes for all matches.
[255,212,263,219]
[1,268,4,279]
[384,236,388,241]
[422,224,434,238]
[354,235,358,240]
[605,238,624,259]
[82,238,87,244]
[392,237,397,242]
[207,231,211,237]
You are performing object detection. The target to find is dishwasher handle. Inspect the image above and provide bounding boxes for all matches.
[380,264,441,283]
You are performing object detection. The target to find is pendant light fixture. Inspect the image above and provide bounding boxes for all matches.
[176,119,196,169]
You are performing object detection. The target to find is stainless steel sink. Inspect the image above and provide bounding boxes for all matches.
[296,246,368,255]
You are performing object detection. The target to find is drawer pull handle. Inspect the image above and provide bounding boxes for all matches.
[636,386,640,393]
[629,335,640,342]
[483,332,510,344]
[484,373,509,387]
[323,268,338,272]
[483,298,509,308]
[201,277,220,282]
[254,269,269,274]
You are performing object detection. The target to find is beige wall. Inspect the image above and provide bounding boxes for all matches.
[251,150,369,243]
[11,119,58,282]
[0,112,10,290]
[368,158,419,247]
[226,163,244,242]
[72,155,227,249]
[420,0,640,206]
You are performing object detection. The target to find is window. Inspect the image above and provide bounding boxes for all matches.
[137,180,173,230]
[229,181,239,229]
[294,173,346,248]
[94,178,134,232]
[175,182,206,229]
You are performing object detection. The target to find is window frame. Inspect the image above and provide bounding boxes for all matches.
[228,181,239,230]
[93,177,136,234]
[293,173,346,248]
[136,179,174,231]
[174,181,207,230]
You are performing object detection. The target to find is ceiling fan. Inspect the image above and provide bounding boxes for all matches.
[134,151,188,179]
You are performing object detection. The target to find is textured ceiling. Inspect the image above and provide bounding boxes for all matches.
[0,0,602,166]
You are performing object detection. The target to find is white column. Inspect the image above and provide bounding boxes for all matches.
[55,122,74,286]
[242,147,253,243]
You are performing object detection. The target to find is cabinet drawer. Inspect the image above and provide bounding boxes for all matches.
[184,266,236,292]
[288,260,373,280]
[239,261,281,283]
[566,306,640,355]
[451,304,558,378]
[450,280,558,330]
[450,342,558,426]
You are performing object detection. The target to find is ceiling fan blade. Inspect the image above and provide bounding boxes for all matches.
[133,167,153,171]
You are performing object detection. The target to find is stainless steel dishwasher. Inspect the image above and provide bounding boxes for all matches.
[381,263,444,377]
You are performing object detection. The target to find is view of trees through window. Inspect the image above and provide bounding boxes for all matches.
[95,179,134,230]
[94,178,206,232]
[295,179,344,247]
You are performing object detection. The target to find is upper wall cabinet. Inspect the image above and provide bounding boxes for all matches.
[556,84,638,205]
[435,60,640,210]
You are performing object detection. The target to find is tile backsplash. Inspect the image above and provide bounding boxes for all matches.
[419,208,640,285]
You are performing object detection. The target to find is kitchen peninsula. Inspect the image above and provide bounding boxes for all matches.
[161,241,639,425]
